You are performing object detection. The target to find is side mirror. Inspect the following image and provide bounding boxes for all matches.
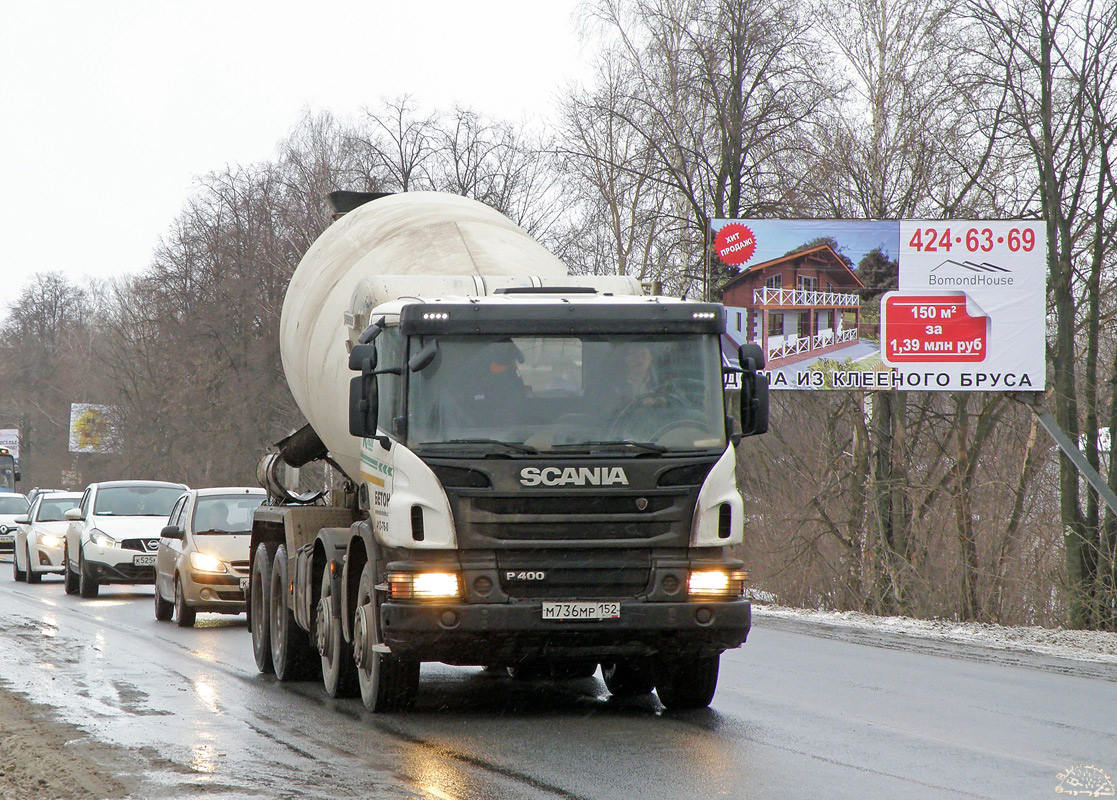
[64,507,84,521]
[408,339,439,372]
[160,525,184,540]
[14,471,21,482]
[737,344,769,438]
[349,374,380,438]
[738,343,765,372]
[348,343,377,372]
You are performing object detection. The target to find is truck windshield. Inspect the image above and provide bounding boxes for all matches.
[407,334,727,454]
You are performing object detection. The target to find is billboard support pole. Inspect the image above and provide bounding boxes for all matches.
[1012,391,1117,516]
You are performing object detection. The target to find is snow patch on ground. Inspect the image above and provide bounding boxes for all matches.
[752,604,1117,664]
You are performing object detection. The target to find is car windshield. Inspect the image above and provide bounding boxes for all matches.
[192,495,264,534]
[37,498,79,522]
[407,334,727,454]
[93,486,184,517]
[0,495,28,514]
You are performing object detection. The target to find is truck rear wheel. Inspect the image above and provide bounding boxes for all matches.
[317,562,357,697]
[353,561,418,711]
[654,654,720,710]
[269,544,316,681]
[602,658,655,697]
[250,542,275,674]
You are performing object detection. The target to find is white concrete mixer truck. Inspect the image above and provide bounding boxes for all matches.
[248,190,768,711]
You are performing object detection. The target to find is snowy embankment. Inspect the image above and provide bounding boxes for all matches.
[752,603,1117,665]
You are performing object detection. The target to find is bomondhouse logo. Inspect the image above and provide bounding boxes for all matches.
[928,259,1014,287]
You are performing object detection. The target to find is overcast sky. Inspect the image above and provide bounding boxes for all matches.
[0,0,589,319]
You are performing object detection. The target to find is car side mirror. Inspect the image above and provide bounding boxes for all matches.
[64,508,84,521]
[160,525,184,540]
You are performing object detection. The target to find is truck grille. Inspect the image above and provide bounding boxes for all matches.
[459,491,692,545]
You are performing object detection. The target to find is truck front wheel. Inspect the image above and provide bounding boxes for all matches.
[602,658,655,697]
[353,561,419,711]
[654,654,720,710]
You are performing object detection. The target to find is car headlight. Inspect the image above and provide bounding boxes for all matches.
[189,552,227,573]
[688,569,748,598]
[37,533,62,548]
[387,571,461,601]
[89,529,117,548]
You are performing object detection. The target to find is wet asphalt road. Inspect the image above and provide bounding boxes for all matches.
[0,558,1114,799]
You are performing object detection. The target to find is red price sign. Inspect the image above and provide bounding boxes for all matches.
[882,294,988,363]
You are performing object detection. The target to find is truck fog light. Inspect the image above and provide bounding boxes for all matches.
[388,571,461,601]
[688,570,748,598]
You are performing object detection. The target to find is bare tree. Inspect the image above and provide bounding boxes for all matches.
[961,0,1117,629]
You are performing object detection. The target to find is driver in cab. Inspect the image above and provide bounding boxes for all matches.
[612,343,669,409]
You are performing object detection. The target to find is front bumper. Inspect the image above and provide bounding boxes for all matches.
[83,544,155,584]
[29,542,64,573]
[379,598,750,663]
[180,570,247,613]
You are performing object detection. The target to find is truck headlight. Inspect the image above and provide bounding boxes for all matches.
[688,569,748,598]
[37,533,62,548]
[387,571,461,601]
[89,529,117,548]
[189,552,227,573]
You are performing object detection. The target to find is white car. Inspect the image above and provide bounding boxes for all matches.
[154,487,265,626]
[13,491,81,583]
[64,480,188,598]
[0,493,30,553]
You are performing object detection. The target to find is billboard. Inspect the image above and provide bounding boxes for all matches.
[0,429,18,459]
[68,404,117,453]
[713,219,1046,391]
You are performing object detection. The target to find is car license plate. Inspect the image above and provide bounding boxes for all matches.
[0,534,13,544]
[133,555,156,566]
[239,577,249,592]
[541,601,620,621]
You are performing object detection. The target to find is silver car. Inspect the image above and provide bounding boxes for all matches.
[154,487,265,627]
[13,491,81,582]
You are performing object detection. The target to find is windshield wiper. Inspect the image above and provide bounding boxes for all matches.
[416,439,539,455]
[550,440,668,455]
